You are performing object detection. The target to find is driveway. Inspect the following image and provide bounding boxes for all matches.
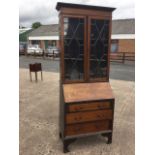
[19,56,135,81]
[19,56,135,155]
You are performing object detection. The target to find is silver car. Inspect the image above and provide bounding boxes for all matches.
[45,46,59,57]
[27,44,43,55]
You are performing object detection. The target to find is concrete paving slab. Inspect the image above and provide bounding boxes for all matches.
[20,65,134,155]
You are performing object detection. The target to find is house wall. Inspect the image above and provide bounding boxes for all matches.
[40,40,45,49]
[28,40,32,44]
[118,39,135,53]
[29,38,134,53]
[56,40,60,48]
[28,40,59,49]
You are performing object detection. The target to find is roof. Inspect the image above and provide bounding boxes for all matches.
[28,24,58,37]
[28,19,135,38]
[112,18,135,34]
[19,28,32,34]
[56,2,116,12]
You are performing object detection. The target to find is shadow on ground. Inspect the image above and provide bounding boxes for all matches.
[19,56,135,81]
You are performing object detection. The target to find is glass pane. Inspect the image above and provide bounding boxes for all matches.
[111,43,118,53]
[90,19,109,79]
[64,17,84,80]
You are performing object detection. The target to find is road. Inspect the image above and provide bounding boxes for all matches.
[19,56,135,81]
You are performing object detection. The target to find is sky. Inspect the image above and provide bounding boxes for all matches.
[19,0,135,27]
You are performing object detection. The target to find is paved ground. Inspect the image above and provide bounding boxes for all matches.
[19,56,135,155]
[19,56,59,73]
[19,56,135,81]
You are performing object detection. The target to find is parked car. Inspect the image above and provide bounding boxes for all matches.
[45,46,59,57]
[19,43,27,55]
[27,44,43,55]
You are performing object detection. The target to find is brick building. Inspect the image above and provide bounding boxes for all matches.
[28,24,59,50]
[111,19,135,53]
[28,19,135,54]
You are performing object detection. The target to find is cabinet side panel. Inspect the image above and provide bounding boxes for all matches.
[59,84,65,138]
[107,17,112,81]
[59,13,65,83]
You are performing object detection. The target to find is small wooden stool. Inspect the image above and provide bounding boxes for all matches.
[29,63,43,82]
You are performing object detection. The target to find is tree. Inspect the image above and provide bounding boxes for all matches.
[32,22,42,29]
[19,29,33,42]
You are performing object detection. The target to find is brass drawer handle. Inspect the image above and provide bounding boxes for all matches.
[97,114,105,118]
[95,124,100,129]
[97,114,101,118]
[74,116,82,121]
[97,105,104,109]
[75,127,81,132]
[75,108,78,111]
[75,106,83,111]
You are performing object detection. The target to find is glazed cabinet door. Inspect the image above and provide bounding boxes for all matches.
[88,17,110,81]
[62,16,86,83]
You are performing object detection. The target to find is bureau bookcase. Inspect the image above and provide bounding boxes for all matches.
[56,2,116,153]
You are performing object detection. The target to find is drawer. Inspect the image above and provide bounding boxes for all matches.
[66,109,113,124]
[65,120,111,136]
[67,101,112,112]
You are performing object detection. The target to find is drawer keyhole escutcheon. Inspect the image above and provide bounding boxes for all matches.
[75,107,83,111]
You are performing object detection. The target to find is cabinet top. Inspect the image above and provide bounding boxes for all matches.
[63,82,114,103]
[56,2,116,12]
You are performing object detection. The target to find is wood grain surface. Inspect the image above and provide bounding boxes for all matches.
[63,82,114,103]
[65,120,111,136]
[67,101,111,112]
[66,109,113,124]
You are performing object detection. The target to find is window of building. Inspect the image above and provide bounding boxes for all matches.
[47,40,56,47]
[31,40,40,45]
[51,40,56,46]
[111,40,118,53]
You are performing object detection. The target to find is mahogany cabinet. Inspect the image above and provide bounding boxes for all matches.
[56,2,115,153]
